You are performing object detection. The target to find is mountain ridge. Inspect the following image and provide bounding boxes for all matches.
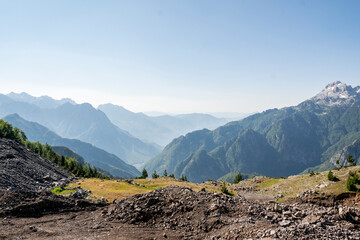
[3,114,140,178]
[98,103,228,146]
[0,96,160,166]
[144,81,360,183]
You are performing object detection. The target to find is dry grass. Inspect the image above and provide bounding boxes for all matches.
[57,166,360,202]
[254,165,360,200]
[64,177,222,202]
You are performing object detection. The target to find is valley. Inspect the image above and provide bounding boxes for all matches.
[2,1,359,239]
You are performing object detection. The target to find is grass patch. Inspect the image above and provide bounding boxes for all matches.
[253,165,360,200]
[259,178,280,189]
[51,187,76,195]
[52,187,63,194]
[63,177,223,202]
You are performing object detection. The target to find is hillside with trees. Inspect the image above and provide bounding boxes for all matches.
[145,82,360,183]
[3,114,140,178]
[0,119,107,178]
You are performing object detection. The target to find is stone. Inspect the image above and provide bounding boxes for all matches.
[279,220,291,227]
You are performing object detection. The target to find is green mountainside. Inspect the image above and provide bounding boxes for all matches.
[144,82,360,183]
[0,118,106,179]
[3,114,140,178]
[51,146,86,165]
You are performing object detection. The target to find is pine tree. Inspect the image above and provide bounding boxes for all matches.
[141,168,148,179]
[233,172,243,184]
[152,170,159,179]
[179,174,187,182]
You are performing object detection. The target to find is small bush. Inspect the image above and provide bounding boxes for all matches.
[346,171,359,191]
[221,184,234,196]
[346,155,355,166]
[168,173,175,179]
[309,171,315,177]
[328,170,339,181]
[179,174,187,182]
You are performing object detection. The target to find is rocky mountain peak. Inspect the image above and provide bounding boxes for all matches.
[310,81,359,106]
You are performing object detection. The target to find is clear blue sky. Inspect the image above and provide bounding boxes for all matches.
[0,0,359,113]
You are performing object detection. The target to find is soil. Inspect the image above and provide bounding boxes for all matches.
[1,186,360,239]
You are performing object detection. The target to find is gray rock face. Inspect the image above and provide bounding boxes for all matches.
[310,81,360,106]
[330,139,360,167]
[0,138,72,191]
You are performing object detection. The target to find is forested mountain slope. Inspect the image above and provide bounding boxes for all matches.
[4,114,140,178]
[145,82,360,183]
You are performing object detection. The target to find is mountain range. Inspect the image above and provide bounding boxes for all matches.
[0,92,229,168]
[4,114,140,178]
[0,94,160,167]
[144,81,360,183]
[98,104,228,146]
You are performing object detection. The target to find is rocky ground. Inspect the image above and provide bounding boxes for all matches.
[0,138,72,191]
[1,186,360,239]
[0,191,103,218]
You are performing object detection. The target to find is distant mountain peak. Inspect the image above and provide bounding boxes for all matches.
[6,92,76,109]
[310,81,359,106]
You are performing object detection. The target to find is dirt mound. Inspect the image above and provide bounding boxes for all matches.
[0,191,103,217]
[108,186,247,236]
[0,138,72,191]
[106,186,360,239]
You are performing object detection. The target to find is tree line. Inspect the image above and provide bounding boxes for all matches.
[0,119,108,179]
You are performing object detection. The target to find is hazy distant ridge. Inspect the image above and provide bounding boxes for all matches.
[0,94,160,166]
[98,104,229,146]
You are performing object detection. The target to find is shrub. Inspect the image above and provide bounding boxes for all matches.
[346,171,359,191]
[309,171,315,177]
[328,170,339,181]
[221,184,234,196]
[179,174,187,182]
[163,169,167,177]
[168,173,175,179]
[347,155,355,166]
[233,172,243,184]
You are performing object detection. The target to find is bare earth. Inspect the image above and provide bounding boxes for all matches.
[1,187,360,240]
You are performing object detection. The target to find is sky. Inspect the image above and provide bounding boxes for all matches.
[0,0,359,114]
